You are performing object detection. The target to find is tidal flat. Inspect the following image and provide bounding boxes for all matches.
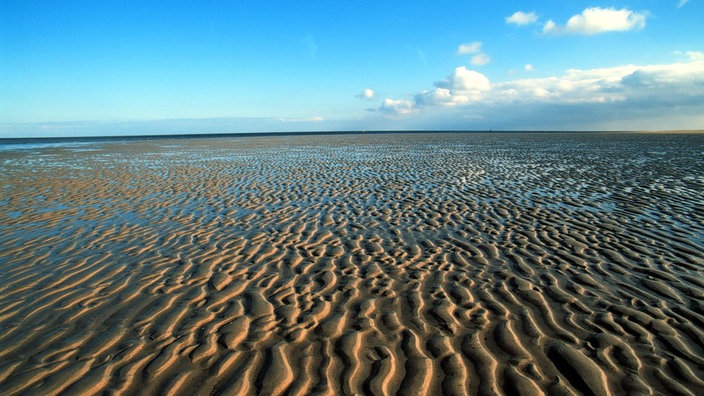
[1,132,703,395]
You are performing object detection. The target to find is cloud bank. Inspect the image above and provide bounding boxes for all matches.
[543,7,647,35]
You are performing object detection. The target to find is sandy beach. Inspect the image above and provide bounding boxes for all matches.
[1,132,703,395]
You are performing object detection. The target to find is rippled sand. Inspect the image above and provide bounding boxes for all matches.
[1,132,703,395]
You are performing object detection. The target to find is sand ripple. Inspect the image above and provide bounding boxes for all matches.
[1,133,703,395]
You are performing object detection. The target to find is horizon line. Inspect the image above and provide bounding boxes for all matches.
[2,129,703,144]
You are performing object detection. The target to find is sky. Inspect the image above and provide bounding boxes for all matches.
[1,1,703,137]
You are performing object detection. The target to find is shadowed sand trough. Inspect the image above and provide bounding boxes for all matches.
[1,132,703,395]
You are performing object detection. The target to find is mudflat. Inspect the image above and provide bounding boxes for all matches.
[1,132,703,395]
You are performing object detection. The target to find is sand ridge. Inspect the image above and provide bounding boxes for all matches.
[0,132,703,395]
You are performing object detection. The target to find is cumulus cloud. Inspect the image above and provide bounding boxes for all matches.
[457,41,482,55]
[382,67,491,113]
[436,67,491,92]
[379,55,704,128]
[457,41,490,67]
[380,98,415,115]
[543,7,647,35]
[357,88,376,100]
[525,64,534,72]
[542,20,557,34]
[506,11,539,26]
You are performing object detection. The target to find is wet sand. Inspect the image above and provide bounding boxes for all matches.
[1,132,703,395]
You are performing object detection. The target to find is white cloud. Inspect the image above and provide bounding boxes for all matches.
[415,88,470,107]
[506,11,539,26]
[543,20,557,34]
[380,98,415,115]
[543,7,647,35]
[379,56,704,128]
[357,88,376,100]
[471,53,491,66]
[678,0,689,8]
[411,67,491,109]
[457,41,482,55]
[437,66,491,92]
[525,64,534,71]
[496,61,704,105]
[458,41,490,66]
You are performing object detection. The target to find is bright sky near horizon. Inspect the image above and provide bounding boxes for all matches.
[1,1,703,137]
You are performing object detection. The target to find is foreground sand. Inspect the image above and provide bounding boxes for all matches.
[1,132,703,395]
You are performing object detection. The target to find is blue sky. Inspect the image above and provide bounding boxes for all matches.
[1,1,703,137]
